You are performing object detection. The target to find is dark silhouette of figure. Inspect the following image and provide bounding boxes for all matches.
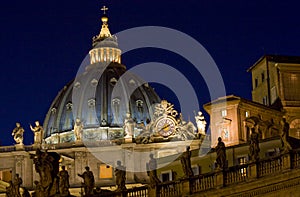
[14,174,22,197]
[30,149,60,197]
[249,128,260,161]
[280,118,292,153]
[78,166,95,196]
[180,146,194,177]
[146,154,161,187]
[59,166,70,196]
[115,160,126,191]
[215,137,226,169]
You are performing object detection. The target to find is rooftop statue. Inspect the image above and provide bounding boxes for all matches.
[30,121,43,144]
[12,122,24,145]
[194,111,206,135]
[74,118,83,141]
[123,112,134,138]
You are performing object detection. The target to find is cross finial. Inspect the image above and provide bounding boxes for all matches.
[101,6,108,15]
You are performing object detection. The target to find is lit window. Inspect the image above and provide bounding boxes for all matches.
[238,157,247,177]
[245,111,250,118]
[99,164,113,179]
[221,109,227,117]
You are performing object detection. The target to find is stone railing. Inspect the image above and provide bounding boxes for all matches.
[158,180,182,197]
[147,149,300,197]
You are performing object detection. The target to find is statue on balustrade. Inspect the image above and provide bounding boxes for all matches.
[146,153,161,187]
[78,166,95,196]
[123,112,134,138]
[180,146,194,177]
[30,121,43,144]
[59,166,70,196]
[249,127,260,162]
[215,137,226,169]
[74,118,83,141]
[30,148,60,197]
[12,122,24,145]
[280,118,292,153]
[115,160,127,191]
[194,111,206,135]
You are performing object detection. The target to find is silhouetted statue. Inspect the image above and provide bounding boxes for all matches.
[180,146,194,177]
[30,149,60,197]
[78,166,95,196]
[12,122,24,145]
[6,181,14,197]
[215,137,226,169]
[115,160,126,191]
[13,173,23,197]
[249,128,260,161]
[30,121,43,144]
[146,154,161,187]
[32,180,44,197]
[280,118,292,153]
[59,166,70,196]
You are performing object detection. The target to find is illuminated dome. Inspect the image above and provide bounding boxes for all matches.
[43,11,160,144]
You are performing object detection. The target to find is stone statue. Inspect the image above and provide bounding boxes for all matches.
[194,111,206,135]
[146,154,161,187]
[32,181,44,197]
[180,146,194,177]
[58,166,70,196]
[13,173,23,197]
[115,160,126,191]
[19,187,30,197]
[6,181,14,197]
[12,122,24,145]
[215,137,226,169]
[78,166,95,195]
[74,118,83,141]
[249,128,260,162]
[30,149,60,197]
[123,112,134,137]
[280,118,292,153]
[30,121,43,144]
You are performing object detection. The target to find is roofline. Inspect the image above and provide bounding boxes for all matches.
[203,94,282,113]
[247,54,300,72]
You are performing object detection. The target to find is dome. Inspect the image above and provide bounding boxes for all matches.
[42,13,160,144]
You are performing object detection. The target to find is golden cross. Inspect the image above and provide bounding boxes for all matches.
[101,6,108,15]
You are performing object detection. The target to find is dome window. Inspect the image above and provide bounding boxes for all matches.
[88,99,96,107]
[51,108,57,114]
[91,79,98,87]
[74,82,81,89]
[66,102,73,111]
[110,77,118,86]
[129,79,136,87]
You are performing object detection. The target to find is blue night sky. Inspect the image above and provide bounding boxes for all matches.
[1,0,300,145]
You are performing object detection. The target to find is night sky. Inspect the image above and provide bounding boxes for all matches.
[1,0,300,146]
